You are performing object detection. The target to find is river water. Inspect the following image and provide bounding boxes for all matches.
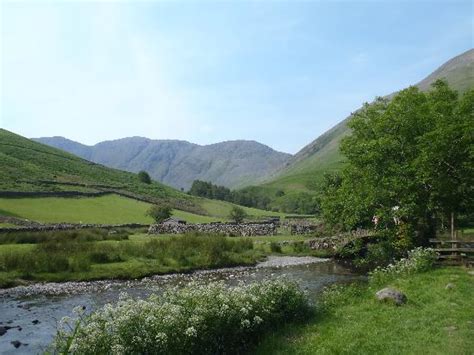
[0,257,362,354]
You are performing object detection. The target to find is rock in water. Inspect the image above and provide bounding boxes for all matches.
[11,341,22,348]
[375,288,407,305]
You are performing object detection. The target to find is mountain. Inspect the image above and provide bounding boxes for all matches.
[262,49,474,194]
[33,137,291,190]
[0,129,179,199]
[0,129,285,220]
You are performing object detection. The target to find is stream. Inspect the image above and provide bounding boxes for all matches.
[0,257,362,354]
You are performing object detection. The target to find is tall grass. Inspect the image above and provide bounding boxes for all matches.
[0,232,257,278]
[0,228,132,244]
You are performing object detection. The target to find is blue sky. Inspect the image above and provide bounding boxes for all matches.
[1,0,472,154]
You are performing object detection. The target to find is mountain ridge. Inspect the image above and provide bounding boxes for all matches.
[34,136,292,190]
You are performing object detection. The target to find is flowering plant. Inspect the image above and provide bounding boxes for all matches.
[369,247,438,285]
[52,278,310,354]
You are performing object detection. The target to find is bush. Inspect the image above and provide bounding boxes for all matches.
[270,242,282,253]
[138,170,152,184]
[147,204,172,223]
[291,241,307,253]
[369,247,438,285]
[229,206,247,223]
[52,279,311,354]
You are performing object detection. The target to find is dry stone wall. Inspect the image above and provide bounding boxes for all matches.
[0,223,149,233]
[148,222,277,237]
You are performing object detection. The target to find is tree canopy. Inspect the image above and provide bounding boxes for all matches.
[229,206,247,224]
[147,204,172,223]
[138,171,152,184]
[320,80,473,248]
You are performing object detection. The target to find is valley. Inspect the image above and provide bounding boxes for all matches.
[0,7,472,351]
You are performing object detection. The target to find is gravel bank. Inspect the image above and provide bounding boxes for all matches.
[0,256,329,298]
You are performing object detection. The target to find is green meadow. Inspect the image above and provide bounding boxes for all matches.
[0,194,287,225]
[256,267,474,355]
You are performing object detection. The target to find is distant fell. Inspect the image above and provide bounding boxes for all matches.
[33,137,291,190]
[0,129,179,199]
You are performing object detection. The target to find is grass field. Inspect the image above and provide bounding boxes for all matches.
[255,267,474,354]
[0,194,288,225]
[0,195,153,224]
[199,199,285,219]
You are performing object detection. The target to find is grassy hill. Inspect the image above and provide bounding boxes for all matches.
[0,129,282,223]
[247,49,474,211]
[0,129,178,197]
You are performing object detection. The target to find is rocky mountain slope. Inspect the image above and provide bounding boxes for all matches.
[34,137,291,190]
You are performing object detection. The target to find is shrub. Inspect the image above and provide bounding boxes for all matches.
[369,247,438,285]
[291,241,307,253]
[147,204,172,223]
[275,190,285,197]
[229,206,247,223]
[270,241,282,253]
[52,279,311,354]
[138,170,152,184]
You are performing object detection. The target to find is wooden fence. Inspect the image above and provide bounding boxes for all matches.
[429,238,474,266]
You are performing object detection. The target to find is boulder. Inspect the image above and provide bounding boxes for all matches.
[375,288,407,306]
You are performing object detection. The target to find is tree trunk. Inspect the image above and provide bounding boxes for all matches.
[451,212,455,240]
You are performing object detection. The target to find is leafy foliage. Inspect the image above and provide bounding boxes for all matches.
[229,206,247,223]
[146,204,172,223]
[189,180,318,214]
[137,170,152,184]
[320,81,473,253]
[189,180,272,210]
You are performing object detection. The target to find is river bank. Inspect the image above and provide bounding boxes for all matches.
[255,266,474,354]
[0,257,359,353]
[0,256,329,298]
[0,229,329,288]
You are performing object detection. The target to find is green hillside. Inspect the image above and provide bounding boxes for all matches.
[250,49,474,211]
[0,129,282,222]
[0,129,179,198]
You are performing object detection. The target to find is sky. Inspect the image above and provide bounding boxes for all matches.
[1,0,472,154]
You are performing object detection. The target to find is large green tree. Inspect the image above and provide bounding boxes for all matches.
[416,82,474,236]
[320,80,473,248]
